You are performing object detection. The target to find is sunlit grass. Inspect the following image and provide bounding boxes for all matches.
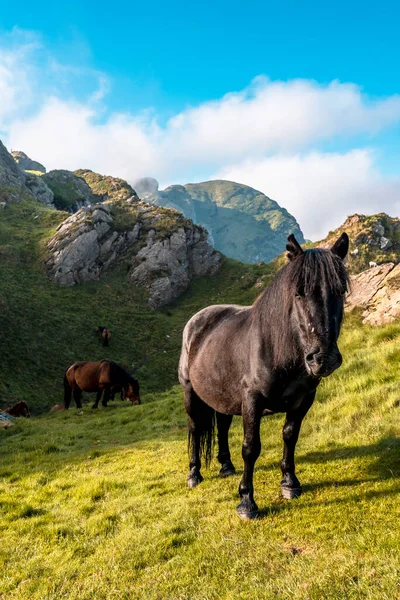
[1,320,399,599]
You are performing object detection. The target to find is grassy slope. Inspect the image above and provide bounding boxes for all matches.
[0,200,268,412]
[0,201,399,599]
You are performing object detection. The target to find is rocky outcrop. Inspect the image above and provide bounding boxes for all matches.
[11,151,46,173]
[346,262,400,325]
[317,213,400,274]
[0,140,27,202]
[145,179,304,263]
[130,226,220,307]
[46,202,220,307]
[75,169,139,203]
[43,170,98,212]
[24,173,54,206]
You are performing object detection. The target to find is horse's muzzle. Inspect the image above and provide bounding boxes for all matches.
[305,350,342,378]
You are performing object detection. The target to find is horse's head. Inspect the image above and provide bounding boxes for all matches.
[124,377,141,405]
[7,401,31,417]
[286,232,349,378]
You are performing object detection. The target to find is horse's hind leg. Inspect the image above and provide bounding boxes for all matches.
[92,390,102,409]
[73,388,83,409]
[101,386,111,407]
[184,386,214,488]
[216,412,236,477]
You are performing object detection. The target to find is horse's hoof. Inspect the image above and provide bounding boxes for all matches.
[236,498,259,519]
[237,509,259,520]
[281,485,302,500]
[219,464,236,478]
[187,471,203,488]
[91,405,98,409]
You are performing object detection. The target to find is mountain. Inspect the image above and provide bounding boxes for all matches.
[140,179,304,263]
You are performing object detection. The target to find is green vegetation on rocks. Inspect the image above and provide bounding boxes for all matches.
[75,169,139,202]
[43,170,98,212]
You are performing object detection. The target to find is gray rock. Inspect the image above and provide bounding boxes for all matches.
[372,222,385,237]
[130,226,220,308]
[0,140,28,201]
[24,173,54,206]
[46,201,221,306]
[380,236,392,250]
[11,150,46,173]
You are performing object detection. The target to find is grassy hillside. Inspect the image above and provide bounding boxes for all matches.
[0,316,399,599]
[0,200,270,413]
[1,200,399,599]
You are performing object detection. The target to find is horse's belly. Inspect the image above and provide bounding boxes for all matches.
[190,370,243,415]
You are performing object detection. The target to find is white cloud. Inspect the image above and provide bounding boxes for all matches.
[2,31,400,239]
[214,150,400,240]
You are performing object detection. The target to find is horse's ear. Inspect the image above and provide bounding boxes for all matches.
[286,234,304,261]
[331,232,349,260]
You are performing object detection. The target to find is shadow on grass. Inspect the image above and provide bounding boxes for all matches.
[253,436,400,519]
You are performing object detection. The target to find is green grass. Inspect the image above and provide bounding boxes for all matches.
[1,199,399,599]
[1,319,399,599]
[0,200,270,412]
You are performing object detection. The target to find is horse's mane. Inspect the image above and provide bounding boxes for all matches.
[109,361,137,383]
[253,249,350,369]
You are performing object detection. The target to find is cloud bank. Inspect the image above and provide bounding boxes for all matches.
[1,30,400,239]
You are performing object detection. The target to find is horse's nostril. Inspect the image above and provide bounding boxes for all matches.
[306,347,321,363]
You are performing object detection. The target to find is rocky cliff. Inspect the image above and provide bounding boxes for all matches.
[346,262,400,325]
[11,150,46,174]
[0,140,54,206]
[45,200,220,307]
[76,169,139,203]
[317,213,400,273]
[141,179,304,263]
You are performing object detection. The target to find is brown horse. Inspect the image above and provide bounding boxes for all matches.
[4,401,31,417]
[96,326,111,347]
[64,360,140,409]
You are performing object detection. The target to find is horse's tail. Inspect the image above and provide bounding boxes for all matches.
[188,397,215,468]
[63,369,72,409]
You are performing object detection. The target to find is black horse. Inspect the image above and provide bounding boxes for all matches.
[179,233,349,519]
[64,360,140,409]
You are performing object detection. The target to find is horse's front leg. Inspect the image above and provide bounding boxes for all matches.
[280,391,315,499]
[216,412,236,477]
[237,397,262,519]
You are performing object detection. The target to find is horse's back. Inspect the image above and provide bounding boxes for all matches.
[179,304,250,385]
[67,360,111,391]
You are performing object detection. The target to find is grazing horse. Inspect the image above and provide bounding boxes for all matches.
[4,401,30,417]
[179,233,349,519]
[96,326,111,347]
[64,360,140,409]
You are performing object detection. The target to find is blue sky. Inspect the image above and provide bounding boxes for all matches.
[1,1,400,238]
